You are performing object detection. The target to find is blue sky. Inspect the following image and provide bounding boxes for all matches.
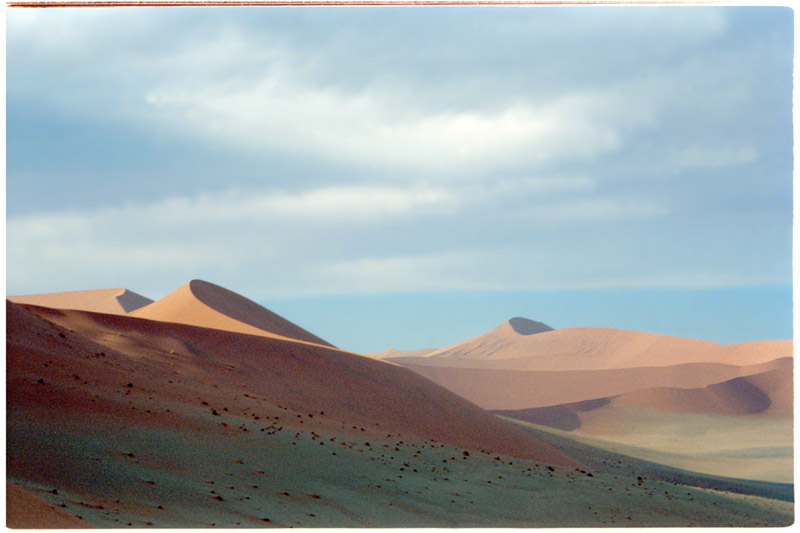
[6,6,794,352]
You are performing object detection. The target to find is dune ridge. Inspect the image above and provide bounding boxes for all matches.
[415,321,791,370]
[130,280,334,347]
[8,288,152,315]
[9,299,576,467]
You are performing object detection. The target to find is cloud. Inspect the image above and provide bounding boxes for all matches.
[6,178,668,295]
[142,74,636,176]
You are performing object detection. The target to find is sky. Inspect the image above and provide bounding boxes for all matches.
[6,6,794,352]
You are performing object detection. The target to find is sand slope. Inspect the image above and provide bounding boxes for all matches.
[6,481,93,529]
[7,299,792,527]
[7,298,793,527]
[9,300,575,467]
[400,357,792,410]
[130,280,333,347]
[417,321,791,370]
[619,374,774,415]
[8,288,152,315]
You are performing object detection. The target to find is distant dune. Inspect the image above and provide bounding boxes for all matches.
[130,280,334,347]
[389,317,792,484]
[619,374,773,415]
[417,321,790,370]
[399,357,792,410]
[8,288,152,315]
[367,347,438,359]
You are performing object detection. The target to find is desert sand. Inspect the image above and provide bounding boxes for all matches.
[8,287,152,315]
[129,279,334,347]
[398,357,792,409]
[6,285,793,527]
[6,481,93,529]
[384,317,793,485]
[404,319,790,370]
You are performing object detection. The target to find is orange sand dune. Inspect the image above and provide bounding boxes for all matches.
[8,288,152,315]
[8,299,577,468]
[130,280,333,347]
[416,320,791,370]
[400,357,792,410]
[6,481,92,528]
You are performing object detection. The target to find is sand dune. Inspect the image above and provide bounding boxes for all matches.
[130,280,333,347]
[417,320,791,370]
[490,365,793,483]
[8,288,152,315]
[744,367,793,416]
[6,293,793,527]
[400,357,792,410]
[9,299,576,468]
[619,375,773,415]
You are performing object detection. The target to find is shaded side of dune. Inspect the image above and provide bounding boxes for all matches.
[491,399,612,431]
[619,377,772,415]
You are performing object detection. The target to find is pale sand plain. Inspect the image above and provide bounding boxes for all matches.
[506,403,793,484]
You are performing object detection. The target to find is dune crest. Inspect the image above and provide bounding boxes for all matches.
[130,280,334,347]
[8,288,152,315]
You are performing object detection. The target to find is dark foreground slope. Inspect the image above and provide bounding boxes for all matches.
[7,301,793,527]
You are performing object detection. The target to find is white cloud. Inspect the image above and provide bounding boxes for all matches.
[143,75,636,176]
[6,178,668,296]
